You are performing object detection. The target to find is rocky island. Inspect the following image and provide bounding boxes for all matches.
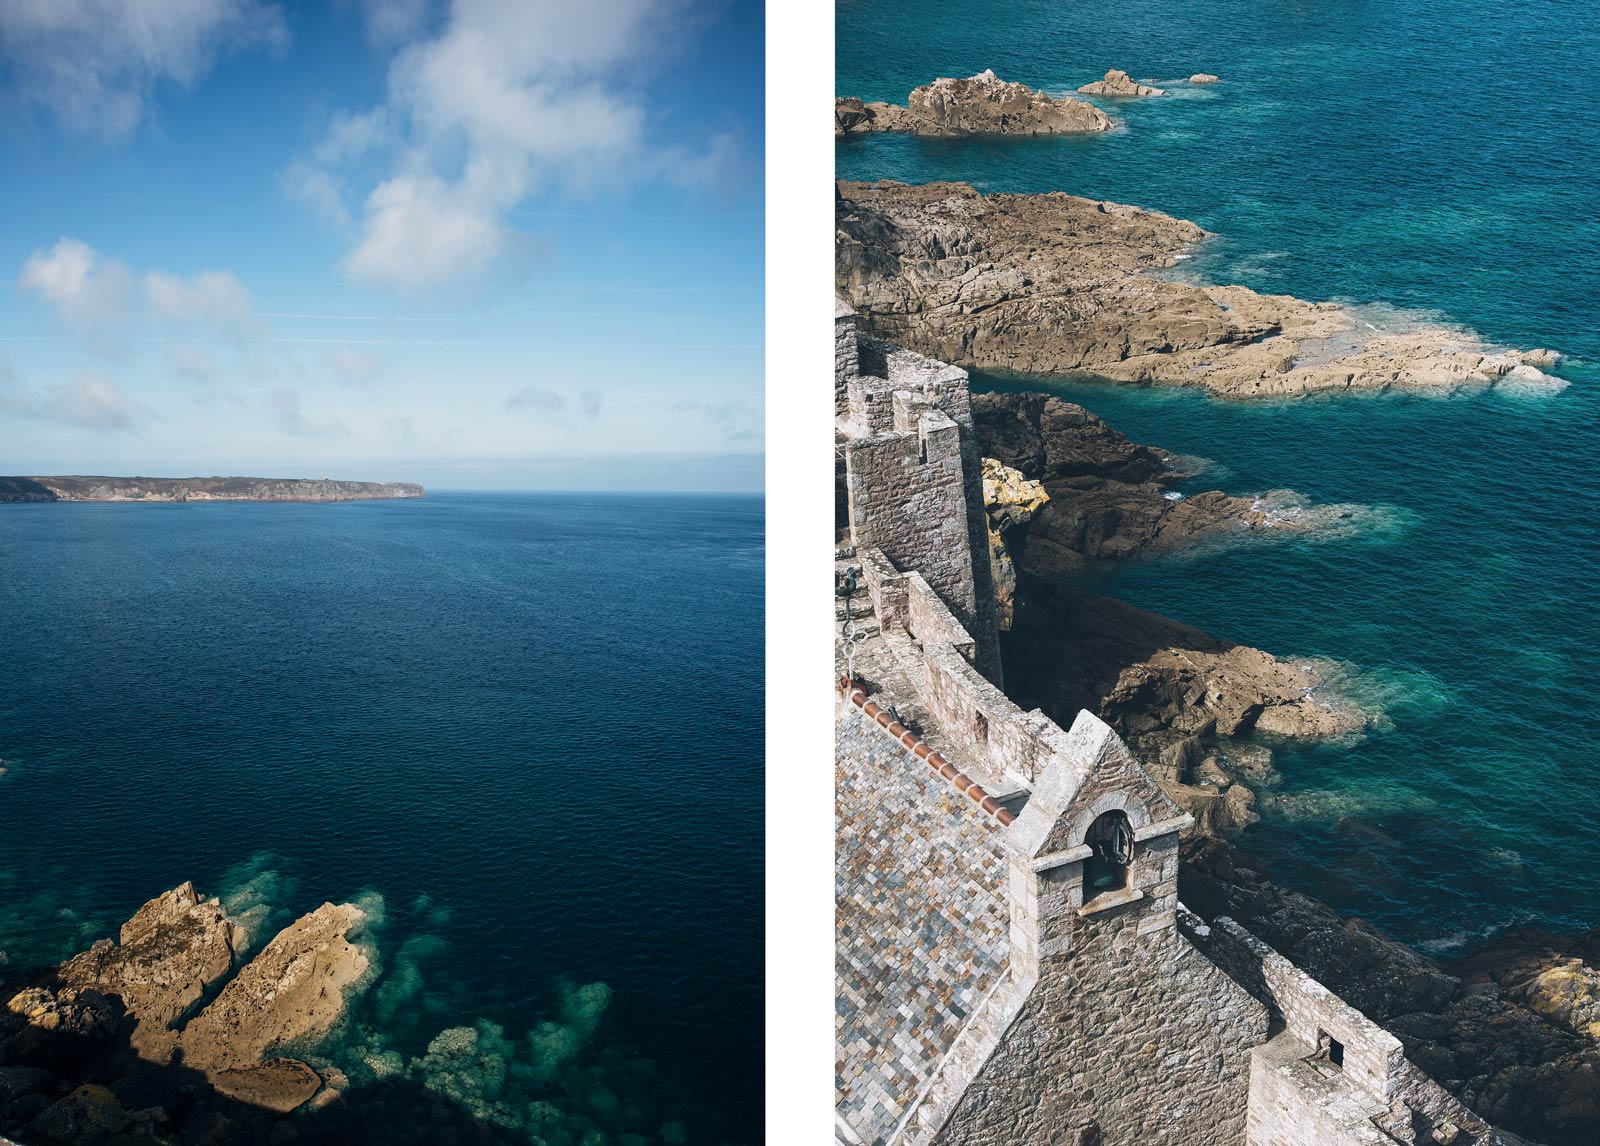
[836,180,1562,398]
[0,477,424,503]
[1077,68,1165,96]
[835,70,1113,136]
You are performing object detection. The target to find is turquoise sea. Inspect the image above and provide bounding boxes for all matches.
[839,0,1600,952]
[0,493,763,1142]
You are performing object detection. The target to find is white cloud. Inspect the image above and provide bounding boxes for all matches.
[504,385,567,415]
[169,345,221,383]
[345,174,507,287]
[0,0,288,139]
[673,398,760,445]
[18,240,263,348]
[293,0,729,289]
[18,238,137,345]
[353,0,434,46]
[326,347,384,384]
[42,374,145,430]
[268,388,346,438]
[145,269,258,336]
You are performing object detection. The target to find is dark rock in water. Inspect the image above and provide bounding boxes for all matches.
[25,1084,131,1143]
[1000,572,1367,835]
[973,390,1382,576]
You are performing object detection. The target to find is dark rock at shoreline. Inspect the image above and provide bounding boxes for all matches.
[973,389,1386,574]
[837,70,1113,136]
[1002,573,1366,837]
[0,884,371,1143]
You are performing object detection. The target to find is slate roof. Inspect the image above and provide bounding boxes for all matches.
[835,692,1010,1145]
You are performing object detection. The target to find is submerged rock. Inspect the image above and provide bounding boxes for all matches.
[837,180,1560,399]
[837,70,1113,136]
[1078,68,1165,96]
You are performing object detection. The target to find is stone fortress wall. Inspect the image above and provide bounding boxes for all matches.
[833,302,1531,1146]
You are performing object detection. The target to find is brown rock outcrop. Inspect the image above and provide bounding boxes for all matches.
[1078,68,1165,97]
[1189,73,1221,84]
[836,180,1562,399]
[836,71,1112,136]
[177,901,367,1106]
[56,882,239,1057]
[1002,574,1368,836]
[3,886,369,1125]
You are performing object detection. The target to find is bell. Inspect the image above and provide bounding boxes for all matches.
[1092,871,1119,890]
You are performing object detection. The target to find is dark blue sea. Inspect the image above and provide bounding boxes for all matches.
[839,0,1600,952]
[0,491,763,1142]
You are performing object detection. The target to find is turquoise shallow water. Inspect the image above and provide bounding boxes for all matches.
[0,493,762,1142]
[840,0,1600,951]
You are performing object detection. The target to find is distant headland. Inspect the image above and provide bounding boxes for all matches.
[0,476,425,503]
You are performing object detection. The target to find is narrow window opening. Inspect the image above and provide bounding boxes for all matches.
[918,434,928,464]
[974,711,988,742]
[1317,1031,1345,1069]
[1082,810,1133,903]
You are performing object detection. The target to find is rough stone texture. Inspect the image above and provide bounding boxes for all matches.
[836,699,1010,1145]
[56,882,239,1056]
[179,902,367,1073]
[837,71,1113,137]
[1078,68,1166,97]
[836,181,1562,399]
[1190,73,1221,83]
[1183,837,1592,1144]
[935,918,1267,1145]
[839,318,1002,681]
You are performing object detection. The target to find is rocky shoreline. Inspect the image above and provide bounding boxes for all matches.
[0,477,424,503]
[973,383,1600,1144]
[836,180,1563,399]
[0,883,370,1143]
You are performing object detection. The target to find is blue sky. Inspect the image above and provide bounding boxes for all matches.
[0,0,763,491]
